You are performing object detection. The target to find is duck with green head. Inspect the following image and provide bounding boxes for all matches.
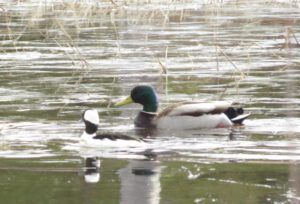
[115,85,250,130]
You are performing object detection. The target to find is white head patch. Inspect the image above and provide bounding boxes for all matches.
[84,109,100,125]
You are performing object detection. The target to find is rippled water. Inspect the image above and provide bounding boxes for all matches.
[0,0,300,203]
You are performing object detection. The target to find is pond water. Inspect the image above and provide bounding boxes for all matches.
[0,0,300,203]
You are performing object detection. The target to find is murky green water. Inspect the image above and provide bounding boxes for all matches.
[0,0,300,203]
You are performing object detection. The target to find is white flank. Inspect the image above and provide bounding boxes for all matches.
[80,132,147,148]
[167,101,231,117]
[84,109,100,125]
[211,101,232,109]
[80,131,96,143]
[168,103,215,116]
[156,113,232,129]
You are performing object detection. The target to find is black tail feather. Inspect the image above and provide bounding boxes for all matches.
[224,107,239,120]
[224,107,250,124]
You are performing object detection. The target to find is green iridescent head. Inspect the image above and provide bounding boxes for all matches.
[115,85,159,113]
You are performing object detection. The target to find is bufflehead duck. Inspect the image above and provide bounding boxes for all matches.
[81,109,146,148]
[115,85,250,129]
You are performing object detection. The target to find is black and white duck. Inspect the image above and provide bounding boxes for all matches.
[80,109,146,147]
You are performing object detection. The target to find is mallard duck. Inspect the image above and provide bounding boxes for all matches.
[115,85,250,129]
[81,109,146,147]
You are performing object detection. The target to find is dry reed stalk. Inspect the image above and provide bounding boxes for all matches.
[164,46,169,99]
[218,70,239,100]
[52,19,94,114]
[217,46,245,79]
[213,4,220,96]
[156,46,169,98]
[281,27,299,49]
[157,58,167,75]
[106,77,117,109]
[186,52,195,80]
[110,9,121,57]
[253,42,290,72]
[53,40,80,94]
[290,29,299,45]
[109,0,117,6]
[214,46,246,100]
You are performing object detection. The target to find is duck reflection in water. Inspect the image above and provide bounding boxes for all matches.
[84,157,101,184]
[118,158,163,204]
[83,154,163,204]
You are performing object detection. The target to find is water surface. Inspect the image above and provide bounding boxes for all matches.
[0,0,300,203]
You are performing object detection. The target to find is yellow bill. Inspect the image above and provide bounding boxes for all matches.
[114,96,133,106]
